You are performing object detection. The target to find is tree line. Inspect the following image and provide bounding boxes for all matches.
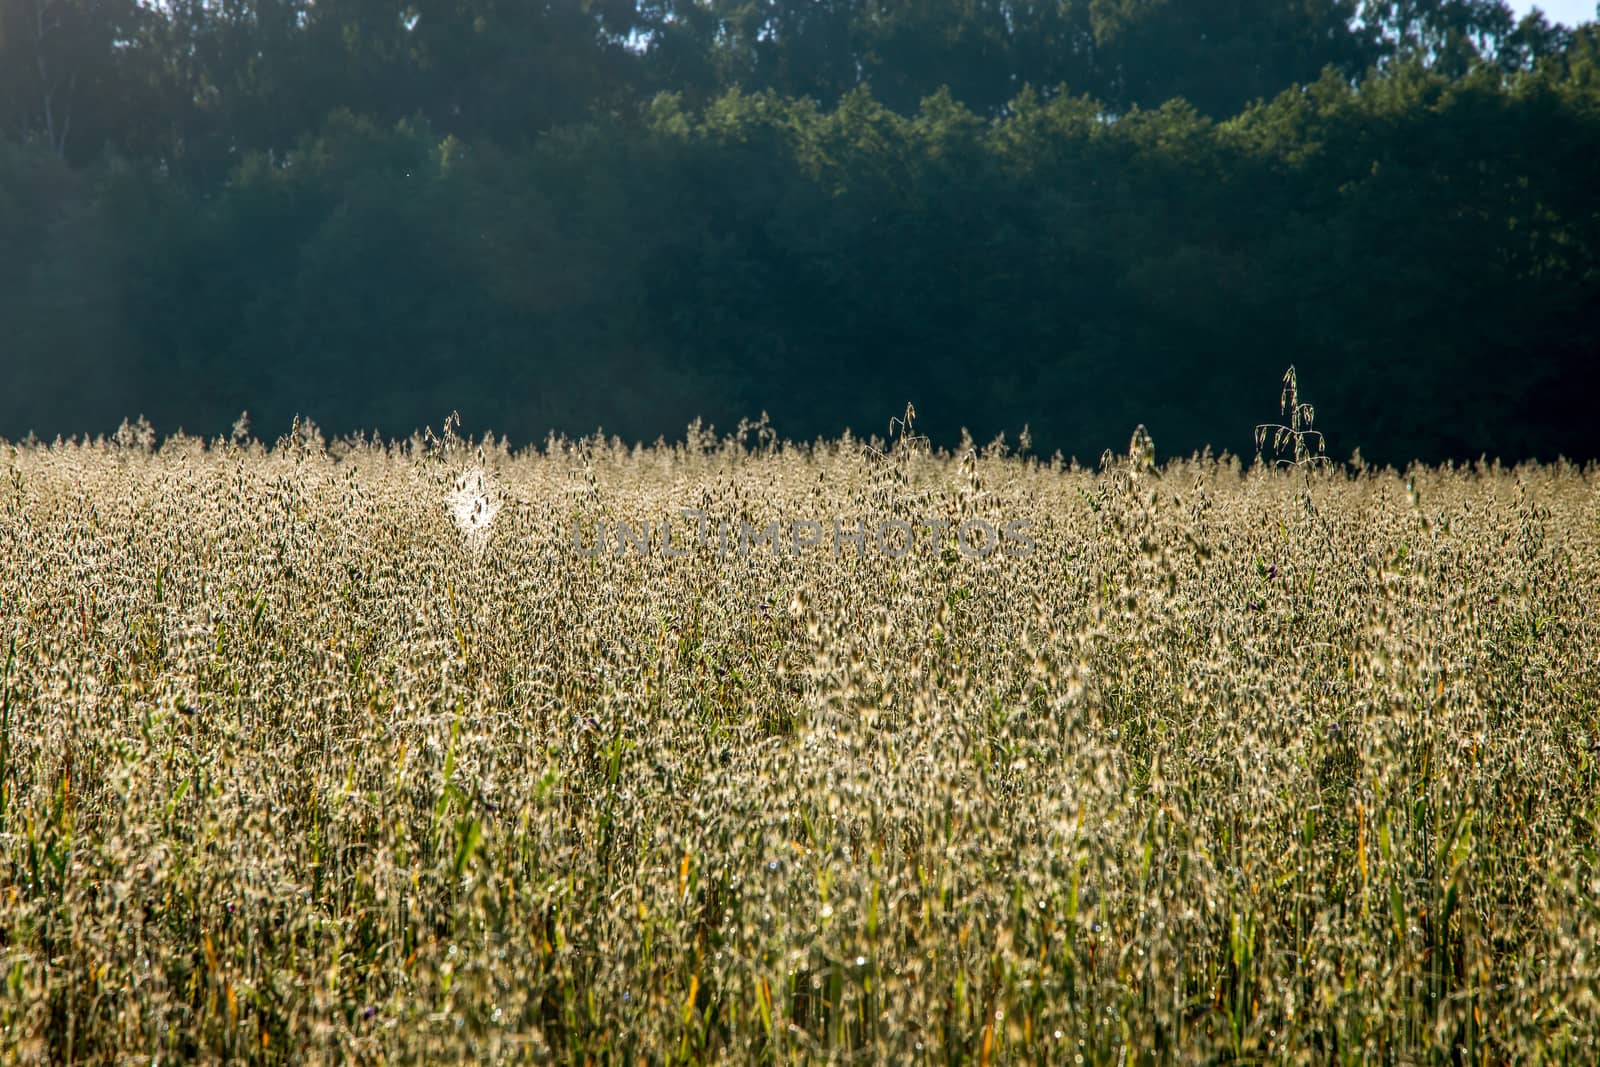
[2,0,1597,463]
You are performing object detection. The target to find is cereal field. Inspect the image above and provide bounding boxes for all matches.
[2,414,1597,1064]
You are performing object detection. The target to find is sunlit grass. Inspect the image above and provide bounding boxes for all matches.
[1,417,1596,1064]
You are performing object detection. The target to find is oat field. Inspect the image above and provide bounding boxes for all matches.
[2,415,1598,1064]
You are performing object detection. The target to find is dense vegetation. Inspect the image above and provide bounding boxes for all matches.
[2,1,1598,461]
[2,416,1597,1062]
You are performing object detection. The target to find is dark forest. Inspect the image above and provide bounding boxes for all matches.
[3,1,1597,464]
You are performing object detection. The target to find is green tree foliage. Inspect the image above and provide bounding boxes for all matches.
[1087,0,1378,115]
[1,0,1597,462]
[0,0,160,161]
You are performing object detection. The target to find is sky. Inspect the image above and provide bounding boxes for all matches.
[1514,0,1597,25]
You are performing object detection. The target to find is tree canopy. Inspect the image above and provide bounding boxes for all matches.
[2,0,1597,463]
